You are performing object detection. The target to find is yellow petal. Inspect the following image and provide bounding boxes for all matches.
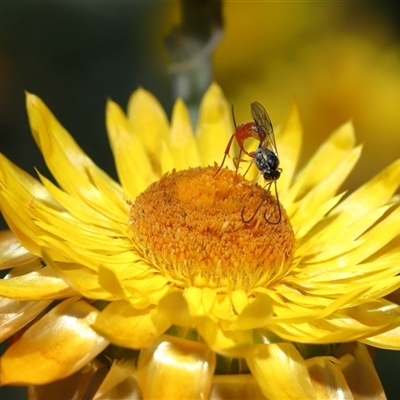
[26,92,93,194]
[37,172,116,228]
[276,100,302,197]
[336,342,386,399]
[44,257,115,300]
[0,155,51,254]
[0,297,51,342]
[197,83,233,167]
[290,146,361,227]
[302,205,392,264]
[0,266,76,300]
[319,159,400,241]
[362,325,400,350]
[317,285,372,319]
[211,293,237,323]
[159,141,175,175]
[94,375,141,400]
[288,121,355,203]
[161,98,200,173]
[157,290,191,327]
[85,163,128,220]
[228,295,273,331]
[127,87,169,158]
[196,318,254,357]
[306,357,353,400]
[301,203,400,272]
[92,300,170,349]
[41,232,140,273]
[30,168,132,267]
[123,273,170,308]
[201,288,219,316]
[346,299,400,329]
[1,298,109,385]
[93,359,139,400]
[338,204,400,266]
[230,290,249,314]
[210,374,266,400]
[333,159,400,220]
[0,160,124,266]
[291,192,346,239]
[268,308,392,344]
[28,362,97,400]
[98,265,130,299]
[0,231,37,269]
[137,335,216,399]
[106,99,157,198]
[0,153,57,205]
[184,286,205,318]
[96,264,170,308]
[246,343,316,400]
[26,93,121,220]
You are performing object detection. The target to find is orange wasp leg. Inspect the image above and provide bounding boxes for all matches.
[232,152,258,179]
[213,133,237,177]
[214,136,255,177]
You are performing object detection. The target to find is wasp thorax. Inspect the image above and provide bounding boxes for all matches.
[129,167,294,291]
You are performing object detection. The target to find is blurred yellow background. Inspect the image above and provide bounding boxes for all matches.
[156,2,400,191]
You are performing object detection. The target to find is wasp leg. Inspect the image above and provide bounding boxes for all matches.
[213,133,236,178]
[241,191,268,223]
[263,181,281,224]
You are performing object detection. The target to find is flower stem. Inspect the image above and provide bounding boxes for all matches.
[165,0,223,126]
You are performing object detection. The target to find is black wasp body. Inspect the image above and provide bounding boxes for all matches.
[253,147,281,182]
[242,102,282,224]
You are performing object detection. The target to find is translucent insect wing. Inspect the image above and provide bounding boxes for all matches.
[250,101,278,154]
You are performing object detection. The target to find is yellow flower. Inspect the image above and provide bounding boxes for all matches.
[1,83,400,398]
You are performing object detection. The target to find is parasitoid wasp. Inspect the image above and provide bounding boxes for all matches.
[215,101,282,224]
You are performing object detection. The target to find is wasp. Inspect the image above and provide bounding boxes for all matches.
[215,102,281,224]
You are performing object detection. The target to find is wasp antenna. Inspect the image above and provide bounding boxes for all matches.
[231,104,237,128]
[264,181,281,224]
[241,191,268,223]
[241,205,256,223]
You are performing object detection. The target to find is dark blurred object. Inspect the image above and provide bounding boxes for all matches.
[165,0,223,124]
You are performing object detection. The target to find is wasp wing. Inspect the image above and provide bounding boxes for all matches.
[250,101,278,154]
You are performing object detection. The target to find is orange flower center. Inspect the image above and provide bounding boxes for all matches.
[130,167,294,291]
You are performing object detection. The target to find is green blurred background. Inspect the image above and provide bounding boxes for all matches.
[1,2,399,398]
